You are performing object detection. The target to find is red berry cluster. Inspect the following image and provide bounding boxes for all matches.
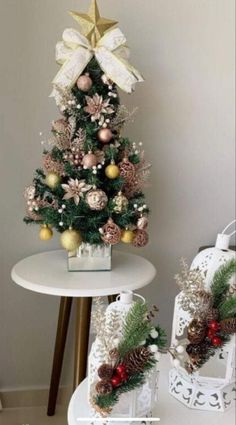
[111,364,128,388]
[207,320,222,347]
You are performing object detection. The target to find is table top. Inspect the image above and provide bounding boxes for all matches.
[68,354,234,425]
[11,250,156,297]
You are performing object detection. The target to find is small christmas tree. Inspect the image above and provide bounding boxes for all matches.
[24,0,151,254]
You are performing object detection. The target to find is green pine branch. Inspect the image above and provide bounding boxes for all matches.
[118,302,152,358]
[211,259,236,308]
[219,296,236,320]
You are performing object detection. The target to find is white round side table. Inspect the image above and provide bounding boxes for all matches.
[68,354,235,425]
[11,250,156,417]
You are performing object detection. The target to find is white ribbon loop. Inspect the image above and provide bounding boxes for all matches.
[51,27,144,94]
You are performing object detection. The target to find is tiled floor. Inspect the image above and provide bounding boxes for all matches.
[0,406,67,425]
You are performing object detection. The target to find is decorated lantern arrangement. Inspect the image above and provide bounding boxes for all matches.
[169,221,236,412]
[88,291,166,419]
[23,0,151,271]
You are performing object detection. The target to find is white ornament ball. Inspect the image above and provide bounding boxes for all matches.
[149,344,158,353]
[176,345,185,354]
[150,328,159,339]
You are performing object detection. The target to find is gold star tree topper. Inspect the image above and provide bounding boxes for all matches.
[70,0,117,47]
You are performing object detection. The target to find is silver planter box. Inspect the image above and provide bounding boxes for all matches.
[68,243,112,271]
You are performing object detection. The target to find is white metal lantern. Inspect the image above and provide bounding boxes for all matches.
[88,291,160,424]
[169,221,236,412]
[191,220,236,290]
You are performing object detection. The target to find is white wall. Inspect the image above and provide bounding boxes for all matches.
[0,0,235,390]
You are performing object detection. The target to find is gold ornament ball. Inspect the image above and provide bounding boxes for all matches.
[105,164,120,179]
[76,74,92,92]
[60,229,82,252]
[121,229,135,244]
[45,172,61,190]
[97,128,113,144]
[82,153,97,168]
[39,225,53,241]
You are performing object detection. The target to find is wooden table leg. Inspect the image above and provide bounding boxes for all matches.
[47,296,73,416]
[108,294,117,304]
[73,297,92,390]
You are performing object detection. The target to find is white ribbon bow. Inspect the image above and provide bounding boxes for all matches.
[51,27,144,94]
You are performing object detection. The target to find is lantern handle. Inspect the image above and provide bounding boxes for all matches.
[222,219,236,237]
[116,291,146,304]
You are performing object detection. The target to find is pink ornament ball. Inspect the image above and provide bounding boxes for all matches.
[97,128,113,144]
[76,74,93,92]
[82,153,98,168]
[132,229,149,247]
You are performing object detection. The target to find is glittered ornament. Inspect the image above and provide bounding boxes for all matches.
[97,128,113,143]
[60,228,82,251]
[98,364,114,380]
[113,192,128,213]
[76,74,93,92]
[86,189,108,211]
[95,380,113,395]
[101,218,121,245]
[187,318,207,344]
[121,229,135,244]
[39,224,53,241]
[118,158,135,183]
[137,216,148,230]
[52,118,68,134]
[105,163,120,179]
[45,172,61,190]
[132,229,149,247]
[82,153,98,169]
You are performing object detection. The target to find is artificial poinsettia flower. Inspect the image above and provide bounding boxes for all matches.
[61,178,92,205]
[84,94,114,122]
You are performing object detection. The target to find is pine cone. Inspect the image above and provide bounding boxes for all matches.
[206,308,219,323]
[95,380,113,395]
[187,318,207,344]
[97,364,114,380]
[124,346,151,375]
[186,339,210,356]
[220,318,236,334]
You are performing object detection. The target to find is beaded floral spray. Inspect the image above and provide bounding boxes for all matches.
[172,258,236,373]
[23,0,151,252]
[91,299,166,416]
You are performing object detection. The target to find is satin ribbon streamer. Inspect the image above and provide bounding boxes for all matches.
[51,27,144,94]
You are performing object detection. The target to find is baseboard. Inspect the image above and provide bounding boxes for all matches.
[0,385,72,409]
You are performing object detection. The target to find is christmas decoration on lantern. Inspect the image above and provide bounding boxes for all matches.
[169,225,236,414]
[88,293,167,416]
[23,0,151,271]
